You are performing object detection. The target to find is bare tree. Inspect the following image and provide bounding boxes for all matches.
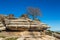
[27,7,41,20]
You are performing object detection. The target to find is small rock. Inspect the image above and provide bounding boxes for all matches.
[0,38,4,40]
[17,37,24,40]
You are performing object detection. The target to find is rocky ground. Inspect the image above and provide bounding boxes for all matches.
[0,31,59,40]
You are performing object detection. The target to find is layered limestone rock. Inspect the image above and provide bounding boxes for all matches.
[0,14,49,31]
[0,14,59,40]
[5,16,49,31]
[0,15,7,31]
[0,21,6,31]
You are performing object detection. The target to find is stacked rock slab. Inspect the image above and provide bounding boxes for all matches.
[0,15,6,31]
[0,21,6,31]
[5,14,49,31]
[0,14,49,31]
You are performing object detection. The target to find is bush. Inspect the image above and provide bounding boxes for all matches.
[0,36,6,38]
[5,37,18,40]
[46,30,54,36]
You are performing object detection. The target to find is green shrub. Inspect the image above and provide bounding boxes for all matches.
[5,37,18,40]
[0,36,6,38]
[46,30,54,36]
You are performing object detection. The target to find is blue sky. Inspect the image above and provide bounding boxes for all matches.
[0,0,60,31]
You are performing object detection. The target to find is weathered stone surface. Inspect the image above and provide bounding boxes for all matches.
[16,31,57,40]
[0,14,59,40]
[17,38,24,40]
[0,38,4,40]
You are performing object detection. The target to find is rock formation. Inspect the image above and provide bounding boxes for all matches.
[0,14,59,40]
